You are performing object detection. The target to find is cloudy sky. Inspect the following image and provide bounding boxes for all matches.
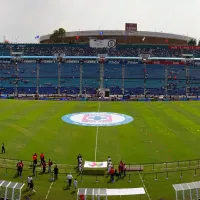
[0,0,200,43]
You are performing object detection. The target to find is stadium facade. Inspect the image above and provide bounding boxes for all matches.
[39,30,193,45]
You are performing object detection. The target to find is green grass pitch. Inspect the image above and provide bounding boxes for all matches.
[0,100,200,200]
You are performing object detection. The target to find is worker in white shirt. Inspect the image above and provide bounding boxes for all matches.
[67,173,73,188]
[74,178,78,190]
[27,176,33,190]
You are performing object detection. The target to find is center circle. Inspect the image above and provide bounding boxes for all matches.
[61,112,134,127]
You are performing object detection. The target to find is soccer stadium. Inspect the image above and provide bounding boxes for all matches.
[1,8,200,200]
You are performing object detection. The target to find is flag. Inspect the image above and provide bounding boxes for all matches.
[142,37,145,42]
[35,35,40,39]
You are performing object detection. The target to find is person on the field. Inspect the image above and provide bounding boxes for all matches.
[123,163,127,177]
[109,167,115,182]
[74,178,78,190]
[118,164,122,179]
[29,180,36,194]
[2,143,5,153]
[25,195,31,200]
[67,172,73,188]
[79,156,82,165]
[40,153,45,165]
[114,169,119,178]
[42,160,46,173]
[33,153,37,165]
[54,165,58,180]
[33,163,36,176]
[17,161,23,176]
[79,163,82,172]
[77,154,81,166]
[27,176,33,190]
[48,159,53,173]
[120,161,124,178]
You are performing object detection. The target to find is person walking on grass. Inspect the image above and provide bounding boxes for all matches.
[74,178,78,190]
[53,165,58,180]
[40,153,45,165]
[67,173,73,188]
[2,143,5,153]
[42,160,46,173]
[29,180,36,194]
[27,176,33,190]
[48,159,53,173]
[123,163,127,177]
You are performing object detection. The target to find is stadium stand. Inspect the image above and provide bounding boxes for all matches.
[0,44,200,96]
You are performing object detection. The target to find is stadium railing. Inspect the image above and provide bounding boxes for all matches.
[0,156,200,174]
[1,165,200,185]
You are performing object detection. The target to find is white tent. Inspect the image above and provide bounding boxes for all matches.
[0,180,25,200]
[173,181,200,200]
[77,188,146,200]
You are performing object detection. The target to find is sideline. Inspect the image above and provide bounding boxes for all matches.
[94,101,101,161]
[138,172,151,200]
[45,182,54,200]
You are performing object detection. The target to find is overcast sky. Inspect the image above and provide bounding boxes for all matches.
[0,0,199,43]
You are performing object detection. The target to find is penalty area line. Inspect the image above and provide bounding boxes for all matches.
[45,182,54,200]
[94,101,101,161]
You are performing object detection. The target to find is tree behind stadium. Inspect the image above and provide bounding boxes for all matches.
[50,28,67,43]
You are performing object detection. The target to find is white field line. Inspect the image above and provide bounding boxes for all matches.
[45,182,54,200]
[94,101,101,161]
[138,172,151,200]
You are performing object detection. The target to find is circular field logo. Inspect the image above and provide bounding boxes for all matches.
[61,112,133,126]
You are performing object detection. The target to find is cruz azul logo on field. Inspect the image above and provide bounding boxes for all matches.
[82,113,112,123]
[61,112,134,127]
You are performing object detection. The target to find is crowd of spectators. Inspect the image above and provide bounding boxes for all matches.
[0,44,200,57]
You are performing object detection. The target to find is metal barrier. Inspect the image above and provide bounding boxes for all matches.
[0,157,200,173]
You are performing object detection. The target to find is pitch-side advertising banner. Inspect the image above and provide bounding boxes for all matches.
[90,39,116,48]
[84,161,107,168]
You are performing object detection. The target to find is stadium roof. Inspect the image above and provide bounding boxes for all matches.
[40,30,194,42]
